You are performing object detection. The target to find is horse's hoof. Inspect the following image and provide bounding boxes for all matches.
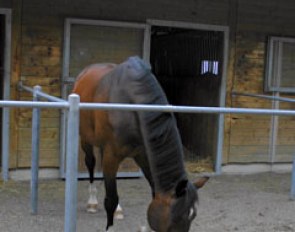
[106,228,114,232]
[138,226,154,232]
[87,204,98,213]
[138,226,147,232]
[114,209,124,220]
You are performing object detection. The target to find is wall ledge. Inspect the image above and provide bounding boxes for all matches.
[4,164,293,180]
[222,163,292,175]
[9,168,59,181]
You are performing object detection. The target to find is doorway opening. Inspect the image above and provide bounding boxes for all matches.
[150,26,224,172]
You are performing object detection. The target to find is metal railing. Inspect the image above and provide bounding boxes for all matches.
[1,83,67,181]
[233,91,295,200]
[232,91,295,103]
[1,87,295,232]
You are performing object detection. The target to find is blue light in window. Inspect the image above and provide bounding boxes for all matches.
[201,60,219,76]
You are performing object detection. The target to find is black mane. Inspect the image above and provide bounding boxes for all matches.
[103,57,187,192]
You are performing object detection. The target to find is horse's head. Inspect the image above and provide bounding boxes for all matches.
[147,177,209,232]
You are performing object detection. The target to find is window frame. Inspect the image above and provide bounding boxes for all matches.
[265,36,295,93]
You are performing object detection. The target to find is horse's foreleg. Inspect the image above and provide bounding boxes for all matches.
[104,177,119,231]
[103,150,121,231]
[81,142,98,213]
[87,183,98,213]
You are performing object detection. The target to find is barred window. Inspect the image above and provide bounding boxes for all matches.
[201,60,219,76]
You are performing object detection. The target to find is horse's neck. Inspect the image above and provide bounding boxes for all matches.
[108,56,187,192]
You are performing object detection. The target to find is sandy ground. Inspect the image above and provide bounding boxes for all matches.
[0,172,294,232]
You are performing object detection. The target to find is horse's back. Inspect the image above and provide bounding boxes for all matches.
[73,63,116,103]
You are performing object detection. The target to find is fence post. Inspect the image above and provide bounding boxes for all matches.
[215,113,224,175]
[1,107,10,181]
[291,156,295,200]
[64,94,80,232]
[31,85,41,215]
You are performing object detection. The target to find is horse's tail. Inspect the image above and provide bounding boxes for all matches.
[119,57,187,192]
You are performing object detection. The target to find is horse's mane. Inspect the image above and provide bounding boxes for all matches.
[103,57,187,192]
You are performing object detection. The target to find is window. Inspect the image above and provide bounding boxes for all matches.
[265,36,295,93]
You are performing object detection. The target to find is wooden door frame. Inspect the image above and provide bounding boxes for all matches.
[0,8,12,180]
[147,19,229,174]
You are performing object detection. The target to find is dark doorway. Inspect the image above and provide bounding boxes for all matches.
[0,15,5,166]
[150,26,224,171]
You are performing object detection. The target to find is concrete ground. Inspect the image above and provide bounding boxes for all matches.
[0,172,294,232]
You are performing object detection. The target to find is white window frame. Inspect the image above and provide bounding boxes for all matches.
[62,18,150,84]
[265,36,295,93]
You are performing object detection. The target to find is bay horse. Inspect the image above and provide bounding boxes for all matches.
[72,56,209,232]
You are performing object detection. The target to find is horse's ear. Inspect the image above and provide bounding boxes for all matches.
[175,179,188,198]
[193,176,210,189]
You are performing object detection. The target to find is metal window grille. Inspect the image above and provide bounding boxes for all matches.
[201,60,219,76]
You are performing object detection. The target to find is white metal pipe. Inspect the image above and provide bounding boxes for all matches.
[0,100,68,109]
[64,94,80,232]
[31,86,41,214]
[78,102,295,116]
[232,91,295,103]
[35,91,65,102]
[19,83,65,103]
[3,99,295,116]
[18,82,34,93]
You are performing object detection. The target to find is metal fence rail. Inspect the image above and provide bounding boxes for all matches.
[18,82,66,102]
[79,102,295,115]
[1,100,68,181]
[232,91,295,103]
[18,84,67,215]
[1,87,295,231]
[233,91,295,200]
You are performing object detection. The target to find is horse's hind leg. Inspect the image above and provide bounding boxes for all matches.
[81,142,98,213]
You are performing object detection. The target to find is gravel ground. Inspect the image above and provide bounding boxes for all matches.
[0,172,294,232]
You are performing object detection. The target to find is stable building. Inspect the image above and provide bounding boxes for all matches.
[1,0,295,179]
